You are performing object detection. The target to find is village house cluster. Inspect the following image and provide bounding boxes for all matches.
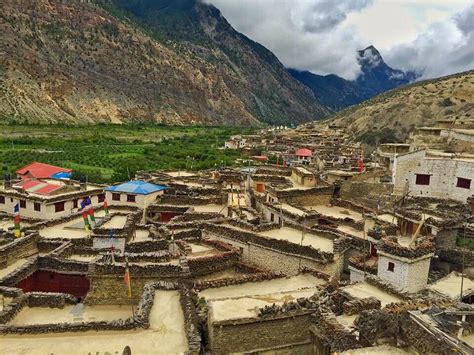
[0,118,473,354]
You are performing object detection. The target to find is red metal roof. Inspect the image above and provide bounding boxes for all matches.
[16,162,72,179]
[295,148,313,157]
[17,179,62,195]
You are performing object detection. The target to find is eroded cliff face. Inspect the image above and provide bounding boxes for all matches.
[0,0,329,125]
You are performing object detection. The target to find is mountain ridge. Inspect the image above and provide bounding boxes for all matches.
[0,0,330,125]
[289,45,418,110]
[324,69,474,144]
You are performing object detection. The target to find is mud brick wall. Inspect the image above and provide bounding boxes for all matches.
[342,297,381,315]
[0,233,40,269]
[209,310,314,354]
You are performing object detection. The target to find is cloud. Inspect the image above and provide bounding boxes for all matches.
[385,4,474,79]
[204,0,373,80]
[204,0,474,80]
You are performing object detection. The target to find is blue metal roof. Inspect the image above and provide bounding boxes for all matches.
[106,180,167,195]
[50,171,72,179]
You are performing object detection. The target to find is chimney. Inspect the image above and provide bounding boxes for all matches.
[79,176,87,191]
[3,174,12,189]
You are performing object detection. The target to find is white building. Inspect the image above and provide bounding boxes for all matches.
[105,180,167,210]
[393,149,474,202]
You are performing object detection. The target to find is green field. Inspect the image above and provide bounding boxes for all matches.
[0,124,254,183]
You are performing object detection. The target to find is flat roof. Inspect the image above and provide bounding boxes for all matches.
[342,282,402,307]
[0,290,188,354]
[428,272,474,299]
[257,227,334,252]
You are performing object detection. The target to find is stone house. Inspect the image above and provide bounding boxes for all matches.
[393,149,474,202]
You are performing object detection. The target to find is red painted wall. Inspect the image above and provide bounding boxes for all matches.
[16,271,90,297]
[160,212,182,223]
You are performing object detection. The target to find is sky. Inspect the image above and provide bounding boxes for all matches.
[205,0,474,80]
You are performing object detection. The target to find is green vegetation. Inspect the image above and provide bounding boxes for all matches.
[0,124,253,183]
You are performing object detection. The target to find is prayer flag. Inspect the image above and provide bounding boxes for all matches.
[357,158,365,173]
[13,204,20,238]
[103,199,109,215]
[82,210,90,231]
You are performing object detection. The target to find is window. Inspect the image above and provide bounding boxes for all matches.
[54,202,65,213]
[387,262,395,272]
[456,177,471,189]
[112,193,121,201]
[127,194,136,203]
[0,196,4,204]
[72,199,78,209]
[98,194,105,203]
[34,202,41,212]
[20,200,26,208]
[270,213,274,222]
[415,174,430,185]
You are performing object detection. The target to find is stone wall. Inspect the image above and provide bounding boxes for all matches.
[209,310,315,354]
[0,233,40,269]
[342,296,381,315]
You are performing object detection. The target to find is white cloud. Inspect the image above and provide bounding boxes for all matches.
[205,0,474,80]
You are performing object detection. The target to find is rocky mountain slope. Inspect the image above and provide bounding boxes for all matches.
[289,46,417,110]
[0,0,329,125]
[327,70,474,143]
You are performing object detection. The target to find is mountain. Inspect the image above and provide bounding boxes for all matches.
[0,0,329,125]
[326,70,474,144]
[289,45,417,110]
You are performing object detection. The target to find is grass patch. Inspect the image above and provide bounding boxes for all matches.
[0,123,254,183]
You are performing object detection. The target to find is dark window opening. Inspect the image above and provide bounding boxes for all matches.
[54,202,65,213]
[388,262,395,272]
[415,174,430,185]
[73,199,78,209]
[34,202,41,212]
[20,200,26,208]
[456,177,471,189]
[0,196,4,204]
[270,213,274,222]
[98,194,105,203]
[127,194,136,203]
[112,193,121,201]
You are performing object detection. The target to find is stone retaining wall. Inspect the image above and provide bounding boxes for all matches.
[0,233,40,269]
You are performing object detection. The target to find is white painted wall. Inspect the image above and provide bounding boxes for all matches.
[377,252,432,293]
[0,193,103,220]
[393,150,474,202]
